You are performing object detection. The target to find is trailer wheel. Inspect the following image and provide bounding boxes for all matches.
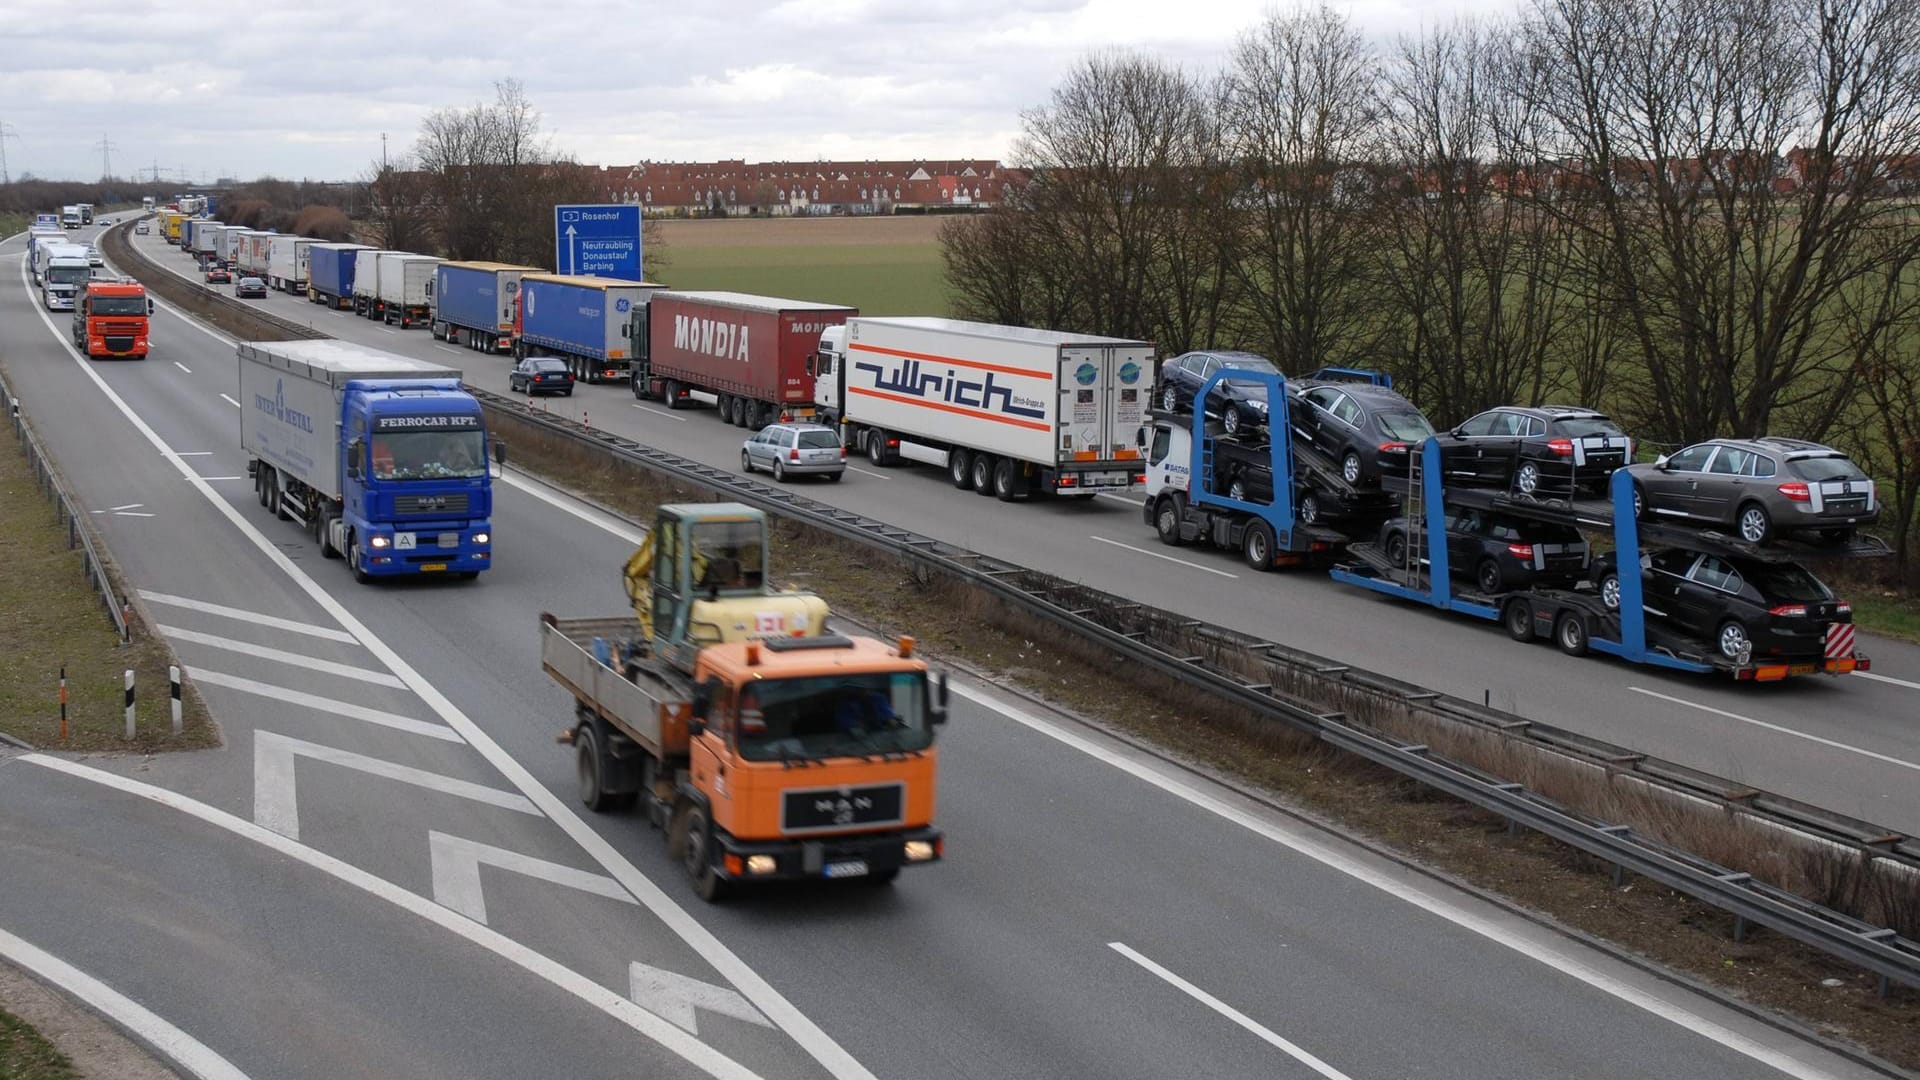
[867,428,891,466]
[1155,496,1187,546]
[1554,610,1590,656]
[1242,520,1275,571]
[1504,598,1535,642]
[663,380,685,411]
[717,395,733,425]
[993,458,1021,501]
[269,471,291,522]
[948,448,973,489]
[681,805,728,901]
[576,724,618,813]
[970,453,995,495]
[255,466,271,509]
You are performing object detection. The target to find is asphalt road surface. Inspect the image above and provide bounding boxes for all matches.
[0,222,1897,1080]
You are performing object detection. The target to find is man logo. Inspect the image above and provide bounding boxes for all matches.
[1074,363,1099,386]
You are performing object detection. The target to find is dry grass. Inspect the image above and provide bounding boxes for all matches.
[654,215,948,249]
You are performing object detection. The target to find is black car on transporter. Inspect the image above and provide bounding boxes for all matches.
[1377,508,1591,594]
[1589,549,1852,664]
[1155,350,1281,436]
[1287,378,1437,488]
[1438,406,1633,496]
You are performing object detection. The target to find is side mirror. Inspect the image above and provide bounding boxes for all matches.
[346,438,364,481]
[690,678,715,725]
[931,672,949,724]
[148,300,156,315]
[492,439,508,467]
[1654,454,1670,469]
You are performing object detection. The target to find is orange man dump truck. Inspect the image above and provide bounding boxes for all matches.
[70,279,154,360]
[542,501,946,900]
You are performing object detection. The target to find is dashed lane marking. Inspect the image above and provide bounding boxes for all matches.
[156,626,406,688]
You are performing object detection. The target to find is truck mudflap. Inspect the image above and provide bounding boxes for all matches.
[710,826,943,883]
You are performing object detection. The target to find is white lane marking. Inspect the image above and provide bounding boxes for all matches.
[174,361,192,374]
[1629,687,1920,774]
[379,326,398,334]
[114,511,156,517]
[428,831,634,924]
[1110,943,1352,1080]
[140,589,358,643]
[1098,493,1144,507]
[175,451,213,456]
[254,730,538,840]
[219,393,240,408]
[434,344,464,355]
[630,961,776,1037]
[17,756,762,1080]
[1852,669,1920,691]
[844,465,890,480]
[953,682,1847,1080]
[1088,534,1239,579]
[497,470,647,544]
[0,925,252,1080]
[197,475,245,481]
[157,626,406,688]
[109,502,143,511]
[630,403,690,422]
[189,669,461,742]
[25,269,879,1080]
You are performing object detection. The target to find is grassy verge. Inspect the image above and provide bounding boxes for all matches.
[0,1006,77,1080]
[1851,593,1920,645]
[488,410,1918,1069]
[1,213,31,240]
[0,375,217,751]
[658,241,949,316]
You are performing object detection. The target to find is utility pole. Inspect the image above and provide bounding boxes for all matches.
[381,132,389,169]
[0,120,18,185]
[96,135,117,182]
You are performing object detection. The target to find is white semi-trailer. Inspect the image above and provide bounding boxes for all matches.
[266,235,315,294]
[813,316,1153,501]
[374,252,441,328]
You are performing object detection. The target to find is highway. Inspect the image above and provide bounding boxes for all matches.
[125,225,1920,838]
[0,222,1895,1078]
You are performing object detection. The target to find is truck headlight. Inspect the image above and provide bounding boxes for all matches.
[745,855,777,875]
[904,840,937,862]
[369,535,390,549]
[472,532,489,544]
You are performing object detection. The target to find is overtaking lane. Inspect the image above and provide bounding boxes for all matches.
[130,224,1920,835]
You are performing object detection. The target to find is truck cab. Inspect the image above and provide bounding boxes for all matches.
[71,280,154,359]
[337,382,494,580]
[40,248,93,311]
[61,206,81,229]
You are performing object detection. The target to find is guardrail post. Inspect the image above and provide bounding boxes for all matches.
[169,666,182,735]
[1733,915,1748,943]
[123,669,136,739]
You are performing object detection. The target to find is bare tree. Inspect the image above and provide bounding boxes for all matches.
[1217,6,1383,371]
[364,156,432,253]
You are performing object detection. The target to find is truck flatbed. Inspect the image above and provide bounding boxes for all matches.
[540,614,690,759]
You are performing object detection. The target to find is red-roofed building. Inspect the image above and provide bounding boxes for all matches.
[584,159,1023,216]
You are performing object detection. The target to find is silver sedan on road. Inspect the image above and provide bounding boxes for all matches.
[741,422,845,482]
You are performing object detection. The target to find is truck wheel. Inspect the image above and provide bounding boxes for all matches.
[318,517,340,559]
[1242,520,1275,571]
[576,724,614,812]
[867,429,891,466]
[970,453,995,495]
[255,466,271,509]
[948,448,972,488]
[994,458,1021,501]
[718,395,734,425]
[1504,598,1535,642]
[1554,611,1589,656]
[1155,496,1187,546]
[348,534,373,585]
[736,401,755,429]
[270,472,291,522]
[631,375,646,400]
[681,805,728,901]
[664,380,684,410]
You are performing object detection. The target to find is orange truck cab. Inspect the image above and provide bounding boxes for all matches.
[71,280,154,360]
[541,502,946,900]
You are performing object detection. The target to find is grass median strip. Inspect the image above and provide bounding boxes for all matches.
[0,1005,76,1080]
[0,369,215,752]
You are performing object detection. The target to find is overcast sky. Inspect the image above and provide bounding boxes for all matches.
[0,0,1504,184]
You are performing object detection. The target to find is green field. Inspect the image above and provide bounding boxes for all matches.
[658,241,950,316]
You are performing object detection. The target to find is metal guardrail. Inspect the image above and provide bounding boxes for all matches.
[108,216,1920,995]
[1,373,130,642]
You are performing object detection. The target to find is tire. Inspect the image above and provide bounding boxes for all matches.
[348,533,372,584]
[1155,497,1186,546]
[1342,450,1363,486]
[1598,570,1622,611]
[1504,599,1535,642]
[270,471,290,522]
[631,376,646,400]
[1223,407,1243,436]
[563,388,573,397]
[1229,478,1248,502]
[255,466,271,508]
[1516,461,1540,496]
[1161,385,1178,413]
[681,805,727,901]
[827,471,844,482]
[1736,501,1772,544]
[773,459,787,483]
[970,453,995,495]
[1242,520,1275,571]
[863,867,901,887]
[740,450,754,474]
[1476,559,1505,595]
[1298,492,1322,526]
[993,457,1020,501]
[1819,528,1854,544]
[1554,611,1590,656]
[1631,483,1646,520]
[318,517,340,560]
[1384,530,1408,567]
[576,724,615,812]
[948,447,973,489]
[867,429,890,466]
[664,380,684,410]
[1717,620,1753,662]
[718,395,734,425]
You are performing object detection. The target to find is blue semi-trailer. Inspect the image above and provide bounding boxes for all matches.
[513,273,666,383]
[429,262,539,353]
[307,243,373,309]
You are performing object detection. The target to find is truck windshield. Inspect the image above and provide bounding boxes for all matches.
[90,296,147,316]
[735,672,933,762]
[47,267,91,285]
[370,431,487,480]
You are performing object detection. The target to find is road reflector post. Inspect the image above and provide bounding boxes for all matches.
[169,666,182,736]
[58,666,68,742]
[124,669,135,740]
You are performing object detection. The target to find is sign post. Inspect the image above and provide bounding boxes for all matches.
[553,204,643,280]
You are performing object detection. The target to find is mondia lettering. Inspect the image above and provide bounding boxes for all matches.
[672,314,752,362]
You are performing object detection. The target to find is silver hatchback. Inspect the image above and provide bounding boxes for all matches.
[742,423,845,482]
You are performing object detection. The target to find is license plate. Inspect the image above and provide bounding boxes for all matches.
[395,532,417,550]
[438,531,459,547]
[822,859,869,879]
[419,563,447,572]
[1789,663,1817,676]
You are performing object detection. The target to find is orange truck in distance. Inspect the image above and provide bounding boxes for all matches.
[71,279,155,360]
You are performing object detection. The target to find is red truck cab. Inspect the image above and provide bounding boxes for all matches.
[71,280,154,360]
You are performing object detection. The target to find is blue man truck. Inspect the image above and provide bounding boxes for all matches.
[307,243,372,309]
[239,339,495,582]
[429,261,540,353]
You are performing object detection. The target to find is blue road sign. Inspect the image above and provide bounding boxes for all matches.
[553,204,643,280]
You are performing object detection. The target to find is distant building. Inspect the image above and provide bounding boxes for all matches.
[586,159,1024,217]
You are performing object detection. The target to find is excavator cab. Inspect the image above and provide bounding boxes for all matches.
[623,503,829,672]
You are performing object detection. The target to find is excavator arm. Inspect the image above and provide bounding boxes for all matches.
[623,531,656,640]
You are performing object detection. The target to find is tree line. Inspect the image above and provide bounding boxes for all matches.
[941,0,1920,573]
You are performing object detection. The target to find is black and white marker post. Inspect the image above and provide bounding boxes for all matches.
[169,666,182,736]
[123,669,135,739]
